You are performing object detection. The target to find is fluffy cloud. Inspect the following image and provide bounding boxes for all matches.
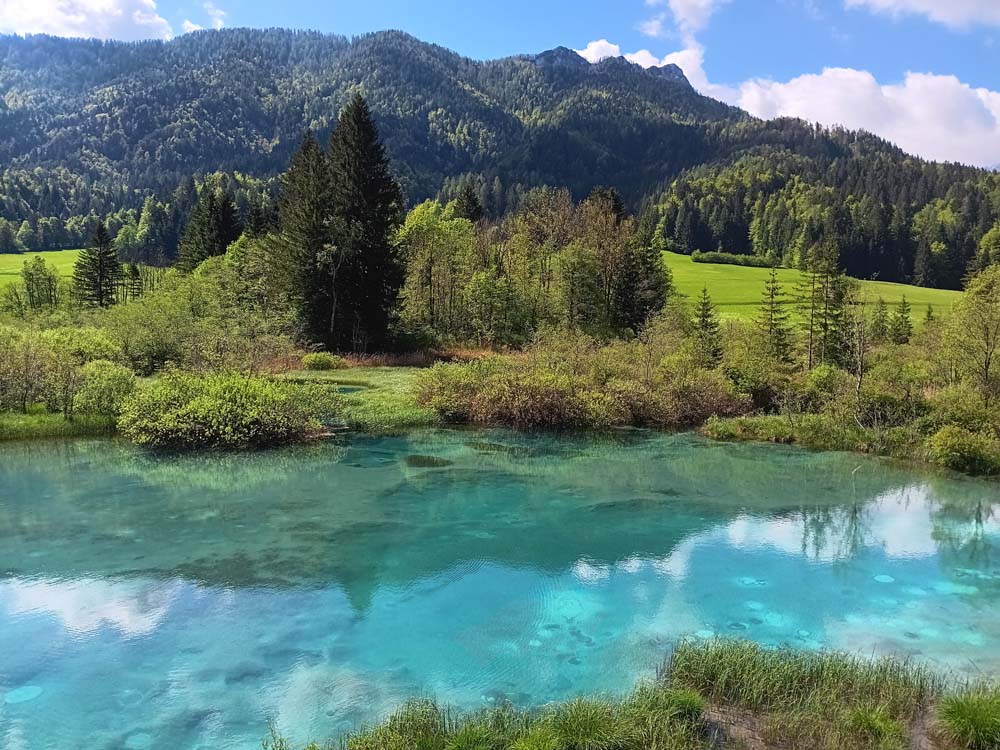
[182,20,204,33]
[204,1,226,29]
[0,0,172,40]
[845,0,1000,28]
[663,0,731,33]
[574,38,623,62]
[738,68,1000,166]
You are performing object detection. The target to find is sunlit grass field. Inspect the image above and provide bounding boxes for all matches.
[0,249,82,287]
[664,251,962,320]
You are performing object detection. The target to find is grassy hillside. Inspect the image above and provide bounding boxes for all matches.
[0,249,81,288]
[664,251,961,320]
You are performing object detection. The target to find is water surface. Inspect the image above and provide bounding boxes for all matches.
[0,430,998,749]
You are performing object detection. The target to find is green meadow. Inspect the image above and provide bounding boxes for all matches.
[0,249,82,287]
[664,251,962,320]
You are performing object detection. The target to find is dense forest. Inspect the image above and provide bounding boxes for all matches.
[1,28,998,287]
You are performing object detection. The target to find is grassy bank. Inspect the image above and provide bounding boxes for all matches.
[0,413,115,441]
[275,366,441,433]
[0,249,81,287]
[664,251,961,320]
[265,640,1000,750]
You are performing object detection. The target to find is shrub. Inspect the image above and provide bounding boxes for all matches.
[301,352,347,371]
[691,250,775,268]
[936,691,1000,750]
[118,372,338,449]
[74,360,137,418]
[928,426,1000,476]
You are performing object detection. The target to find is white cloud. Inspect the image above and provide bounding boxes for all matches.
[639,15,666,37]
[204,1,226,30]
[574,38,622,62]
[845,0,1000,28]
[182,19,204,33]
[0,0,172,40]
[660,0,731,33]
[737,67,1000,166]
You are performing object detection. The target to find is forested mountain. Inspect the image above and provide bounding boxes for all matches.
[1,28,998,287]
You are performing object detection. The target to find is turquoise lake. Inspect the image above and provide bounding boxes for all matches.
[0,429,998,749]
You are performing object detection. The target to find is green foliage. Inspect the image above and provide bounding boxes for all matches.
[927,426,1000,476]
[117,372,338,449]
[693,287,722,368]
[301,353,347,371]
[73,222,121,307]
[73,360,137,418]
[177,188,242,272]
[936,690,1000,750]
[691,250,774,268]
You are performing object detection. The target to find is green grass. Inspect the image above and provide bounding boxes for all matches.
[664,251,962,320]
[265,640,1000,750]
[0,249,82,287]
[279,366,441,433]
[0,413,115,441]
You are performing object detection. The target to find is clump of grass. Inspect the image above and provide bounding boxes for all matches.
[302,352,348,371]
[0,412,115,442]
[666,640,937,718]
[841,705,906,750]
[936,690,1000,750]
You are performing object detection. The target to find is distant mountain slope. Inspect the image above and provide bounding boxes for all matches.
[0,28,996,289]
[0,28,740,212]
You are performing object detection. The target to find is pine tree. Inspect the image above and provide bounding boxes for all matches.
[925,304,936,325]
[73,221,121,307]
[889,296,913,344]
[756,268,792,362]
[177,188,243,272]
[870,297,889,342]
[452,183,484,223]
[327,93,404,350]
[693,286,723,368]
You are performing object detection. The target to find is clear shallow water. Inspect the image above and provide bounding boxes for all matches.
[0,430,998,749]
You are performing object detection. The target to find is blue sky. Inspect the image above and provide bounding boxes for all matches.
[2,0,999,166]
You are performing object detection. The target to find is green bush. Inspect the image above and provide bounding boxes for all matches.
[691,250,775,268]
[928,426,1000,476]
[936,691,1000,750]
[74,360,137,418]
[301,352,347,371]
[118,372,338,449]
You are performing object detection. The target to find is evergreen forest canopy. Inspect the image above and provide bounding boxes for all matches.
[0,28,999,288]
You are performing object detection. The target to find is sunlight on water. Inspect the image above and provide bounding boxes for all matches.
[0,430,997,749]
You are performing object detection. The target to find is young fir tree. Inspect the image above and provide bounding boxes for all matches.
[693,286,723,368]
[756,268,792,362]
[925,304,936,325]
[870,297,889,341]
[327,93,404,350]
[889,296,913,344]
[73,221,121,307]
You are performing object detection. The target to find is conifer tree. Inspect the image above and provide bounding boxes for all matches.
[452,184,484,223]
[693,286,723,368]
[327,93,404,350]
[756,268,792,362]
[870,297,889,341]
[925,304,935,325]
[177,188,243,272]
[278,131,334,341]
[889,296,913,344]
[73,221,121,307]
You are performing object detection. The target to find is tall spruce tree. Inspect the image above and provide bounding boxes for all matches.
[757,268,792,362]
[177,188,242,272]
[452,183,484,223]
[73,221,121,307]
[278,132,334,341]
[693,286,723,368]
[327,93,404,350]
